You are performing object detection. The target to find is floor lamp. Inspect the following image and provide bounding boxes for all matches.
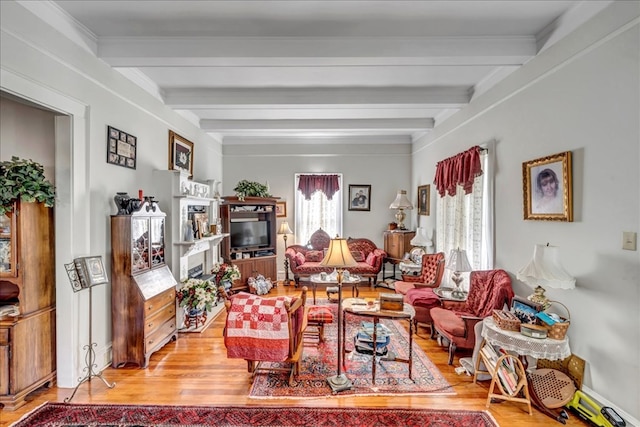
[320,236,357,393]
[277,221,294,285]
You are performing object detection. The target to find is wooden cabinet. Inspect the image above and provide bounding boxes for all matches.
[384,230,415,260]
[219,197,278,292]
[111,201,178,368]
[0,202,56,410]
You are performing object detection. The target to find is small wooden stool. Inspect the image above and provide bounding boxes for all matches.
[305,306,334,345]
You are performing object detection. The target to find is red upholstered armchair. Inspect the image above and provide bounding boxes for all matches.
[431,269,514,365]
[394,252,446,295]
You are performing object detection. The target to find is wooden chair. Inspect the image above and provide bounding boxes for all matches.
[220,286,309,386]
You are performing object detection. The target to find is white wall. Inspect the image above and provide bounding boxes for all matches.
[1,1,223,387]
[222,137,413,277]
[411,2,639,422]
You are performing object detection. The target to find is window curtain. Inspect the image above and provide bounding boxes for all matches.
[294,174,343,246]
[297,174,340,200]
[434,145,483,197]
[436,143,494,288]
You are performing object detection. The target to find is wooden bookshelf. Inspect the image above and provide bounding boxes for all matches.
[474,339,532,415]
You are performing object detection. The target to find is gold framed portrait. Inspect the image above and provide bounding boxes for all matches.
[522,151,573,222]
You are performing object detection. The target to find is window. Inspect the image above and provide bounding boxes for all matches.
[294,173,343,245]
[436,145,494,280]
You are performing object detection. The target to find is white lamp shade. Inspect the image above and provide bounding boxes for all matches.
[389,190,413,210]
[410,227,433,247]
[320,237,357,268]
[446,248,472,272]
[517,244,575,290]
[277,221,293,235]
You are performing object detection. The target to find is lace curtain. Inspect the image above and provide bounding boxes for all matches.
[436,145,494,287]
[294,174,343,246]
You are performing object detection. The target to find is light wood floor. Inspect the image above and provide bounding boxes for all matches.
[1,284,588,426]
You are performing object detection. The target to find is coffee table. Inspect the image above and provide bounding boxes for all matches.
[309,274,361,304]
[341,297,415,382]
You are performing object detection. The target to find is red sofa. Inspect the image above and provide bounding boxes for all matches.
[284,228,386,286]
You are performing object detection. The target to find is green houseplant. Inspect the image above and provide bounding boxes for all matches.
[233,180,271,200]
[0,156,56,215]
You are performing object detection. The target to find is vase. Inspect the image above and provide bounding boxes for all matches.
[184,307,206,329]
[114,192,130,215]
[221,279,233,292]
[183,220,194,242]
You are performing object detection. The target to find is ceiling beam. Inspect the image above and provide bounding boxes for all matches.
[98,36,536,67]
[200,118,434,132]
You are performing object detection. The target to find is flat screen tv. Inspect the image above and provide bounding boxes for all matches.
[230,221,269,248]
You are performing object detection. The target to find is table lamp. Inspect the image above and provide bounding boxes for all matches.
[446,248,472,298]
[277,221,294,285]
[320,236,357,393]
[516,243,575,311]
[410,227,433,253]
[389,190,413,230]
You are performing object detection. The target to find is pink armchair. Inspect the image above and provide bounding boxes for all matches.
[430,269,514,365]
[394,252,446,295]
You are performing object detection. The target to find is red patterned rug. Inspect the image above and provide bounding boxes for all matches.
[249,302,453,398]
[13,403,499,426]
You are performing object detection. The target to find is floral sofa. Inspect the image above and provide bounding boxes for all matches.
[284,228,386,286]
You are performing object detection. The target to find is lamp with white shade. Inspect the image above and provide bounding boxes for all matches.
[410,227,433,253]
[277,221,294,285]
[319,236,357,393]
[389,190,413,230]
[446,248,472,298]
[516,243,575,311]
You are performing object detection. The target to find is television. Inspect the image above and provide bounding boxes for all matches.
[230,221,270,248]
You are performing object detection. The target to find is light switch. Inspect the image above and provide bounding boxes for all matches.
[622,231,637,251]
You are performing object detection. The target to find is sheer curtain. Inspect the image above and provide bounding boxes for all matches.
[294,174,343,245]
[436,144,494,287]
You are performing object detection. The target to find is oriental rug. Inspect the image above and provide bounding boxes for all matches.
[248,302,454,398]
[13,403,499,427]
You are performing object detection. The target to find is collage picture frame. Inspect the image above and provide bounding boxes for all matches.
[107,126,137,169]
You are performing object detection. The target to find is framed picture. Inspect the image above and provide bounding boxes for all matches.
[276,201,287,217]
[348,184,371,211]
[169,130,194,178]
[511,296,542,324]
[522,151,572,221]
[106,126,137,169]
[417,184,430,216]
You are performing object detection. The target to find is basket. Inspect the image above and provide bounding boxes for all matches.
[544,301,570,340]
[492,309,521,331]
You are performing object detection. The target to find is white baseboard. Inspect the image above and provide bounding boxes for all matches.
[582,386,639,427]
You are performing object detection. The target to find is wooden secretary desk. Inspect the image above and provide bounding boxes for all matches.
[111,200,178,368]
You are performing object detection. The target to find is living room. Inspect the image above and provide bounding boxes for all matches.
[0,0,638,425]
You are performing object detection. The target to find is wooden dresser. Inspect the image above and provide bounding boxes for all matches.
[383,230,416,260]
[111,201,178,368]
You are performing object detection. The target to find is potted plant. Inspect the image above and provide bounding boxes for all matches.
[211,262,241,291]
[0,156,56,215]
[233,180,271,200]
[175,278,218,315]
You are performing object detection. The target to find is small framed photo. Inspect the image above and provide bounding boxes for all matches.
[511,296,542,324]
[417,184,430,216]
[276,201,287,217]
[106,126,137,169]
[522,151,572,221]
[348,184,371,211]
[169,130,194,178]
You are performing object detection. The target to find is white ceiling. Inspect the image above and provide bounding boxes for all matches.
[38,1,612,144]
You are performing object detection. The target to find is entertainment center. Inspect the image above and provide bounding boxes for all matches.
[219,197,278,293]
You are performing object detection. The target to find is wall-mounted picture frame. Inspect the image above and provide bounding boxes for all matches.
[522,151,573,222]
[169,130,194,178]
[511,295,542,324]
[348,184,371,211]
[417,184,430,216]
[276,201,287,217]
[106,125,136,169]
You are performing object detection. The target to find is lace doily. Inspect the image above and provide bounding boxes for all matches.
[481,317,570,361]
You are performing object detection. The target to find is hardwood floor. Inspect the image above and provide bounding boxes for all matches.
[1,285,589,426]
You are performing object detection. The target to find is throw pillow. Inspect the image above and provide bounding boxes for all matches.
[305,250,324,262]
[366,252,377,266]
[294,252,306,266]
[350,250,365,262]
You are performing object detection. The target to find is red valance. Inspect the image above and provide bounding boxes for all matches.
[297,174,340,200]
[434,146,483,197]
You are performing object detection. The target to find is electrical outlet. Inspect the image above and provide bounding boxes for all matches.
[622,231,637,251]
